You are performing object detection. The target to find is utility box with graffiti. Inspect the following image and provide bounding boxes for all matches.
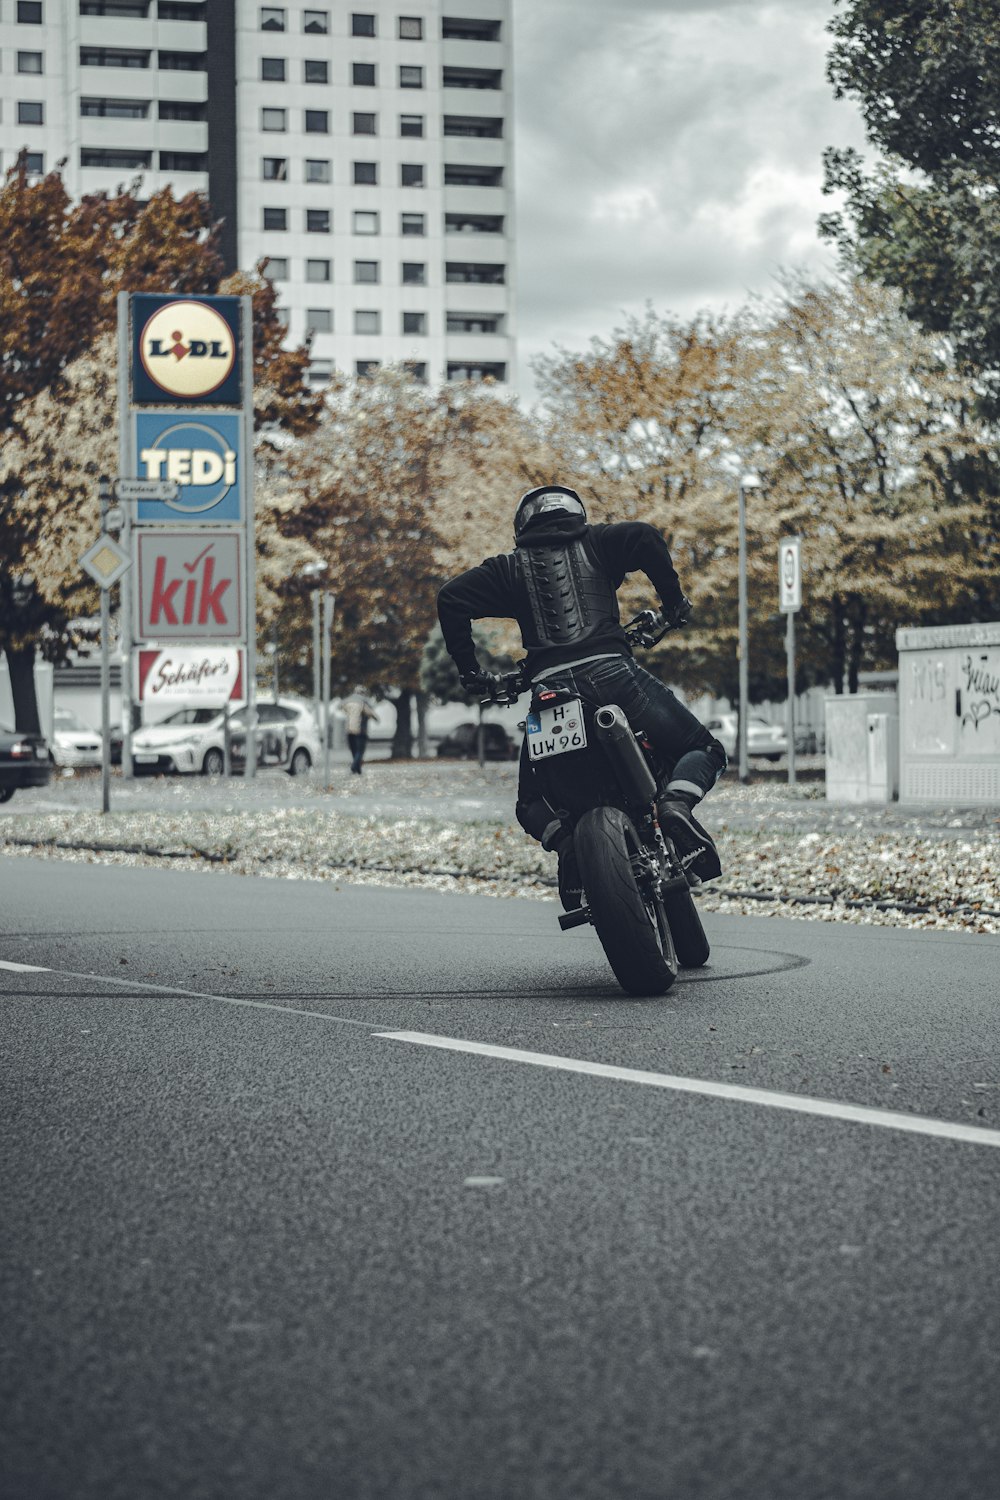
[896,623,1000,804]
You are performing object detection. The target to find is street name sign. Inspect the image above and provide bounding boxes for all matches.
[114,478,180,504]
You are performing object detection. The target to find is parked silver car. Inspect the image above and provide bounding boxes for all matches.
[131,698,320,776]
[707,713,788,762]
[50,708,103,768]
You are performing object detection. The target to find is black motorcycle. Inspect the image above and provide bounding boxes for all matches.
[485,613,710,996]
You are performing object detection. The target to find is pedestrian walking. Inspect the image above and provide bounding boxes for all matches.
[343,686,377,775]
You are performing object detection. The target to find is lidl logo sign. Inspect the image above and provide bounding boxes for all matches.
[131,294,242,406]
[133,411,243,523]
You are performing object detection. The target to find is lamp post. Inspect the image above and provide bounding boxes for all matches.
[737,472,762,784]
[300,561,328,736]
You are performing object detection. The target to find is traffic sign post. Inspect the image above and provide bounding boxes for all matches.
[80,477,134,813]
[779,538,802,787]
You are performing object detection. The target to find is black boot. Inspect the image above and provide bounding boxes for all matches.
[657,795,722,883]
[542,818,583,912]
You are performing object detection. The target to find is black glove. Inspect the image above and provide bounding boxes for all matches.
[460,666,499,697]
[666,595,693,628]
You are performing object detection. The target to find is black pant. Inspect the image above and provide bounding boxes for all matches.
[516,655,727,841]
[348,732,368,773]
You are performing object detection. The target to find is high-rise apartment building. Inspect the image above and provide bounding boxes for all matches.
[0,0,515,387]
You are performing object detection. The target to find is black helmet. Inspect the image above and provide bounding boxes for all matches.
[514,485,587,539]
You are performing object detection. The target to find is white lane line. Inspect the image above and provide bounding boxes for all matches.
[0,959,51,973]
[375,1031,1000,1150]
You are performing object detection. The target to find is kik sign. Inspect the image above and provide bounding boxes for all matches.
[135,531,244,642]
[131,294,242,406]
[133,412,243,523]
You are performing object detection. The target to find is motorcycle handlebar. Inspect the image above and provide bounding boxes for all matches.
[477,608,687,703]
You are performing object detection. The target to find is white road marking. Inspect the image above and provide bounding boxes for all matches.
[0,959,50,973]
[375,1031,1000,1150]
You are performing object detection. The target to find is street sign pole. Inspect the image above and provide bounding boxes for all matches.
[99,480,112,814]
[322,591,334,789]
[779,537,802,789]
[117,294,134,780]
[240,295,257,780]
[786,609,796,788]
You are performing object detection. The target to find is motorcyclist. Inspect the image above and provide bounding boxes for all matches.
[436,485,728,907]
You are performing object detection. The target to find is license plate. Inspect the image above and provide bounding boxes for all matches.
[525,698,587,761]
[134,753,158,764]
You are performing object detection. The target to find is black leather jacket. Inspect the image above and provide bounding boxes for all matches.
[437,518,685,677]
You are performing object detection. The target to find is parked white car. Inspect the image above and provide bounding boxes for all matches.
[131,698,320,777]
[706,713,788,761]
[50,708,103,768]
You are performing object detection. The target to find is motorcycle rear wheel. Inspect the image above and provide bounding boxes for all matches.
[574,806,677,996]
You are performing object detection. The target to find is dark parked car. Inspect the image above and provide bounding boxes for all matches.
[0,724,53,802]
[436,721,517,761]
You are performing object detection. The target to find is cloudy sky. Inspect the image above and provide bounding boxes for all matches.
[511,0,869,397]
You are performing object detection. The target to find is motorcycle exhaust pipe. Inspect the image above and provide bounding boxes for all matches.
[593,705,658,806]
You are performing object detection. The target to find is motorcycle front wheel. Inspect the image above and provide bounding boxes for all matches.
[574,806,678,996]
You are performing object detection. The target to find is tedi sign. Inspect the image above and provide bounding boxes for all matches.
[133,412,243,522]
[131,294,242,406]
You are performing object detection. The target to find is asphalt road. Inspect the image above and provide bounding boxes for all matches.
[2,855,999,1500]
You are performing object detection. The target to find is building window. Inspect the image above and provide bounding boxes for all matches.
[446,313,502,334]
[23,151,45,174]
[306,208,330,232]
[443,66,502,89]
[401,212,425,236]
[305,110,329,133]
[264,257,289,280]
[399,65,423,89]
[399,114,424,137]
[447,361,506,382]
[354,260,379,283]
[261,57,286,81]
[356,360,380,377]
[401,262,426,284]
[307,308,333,333]
[305,158,331,183]
[352,114,376,138]
[158,2,207,17]
[159,99,206,121]
[17,1,44,20]
[306,259,331,282]
[400,163,424,188]
[355,310,381,335]
[260,6,285,30]
[404,361,428,384]
[446,261,505,283]
[442,18,502,41]
[308,359,334,383]
[263,207,288,230]
[262,156,288,180]
[402,311,426,336]
[82,97,150,119]
[81,2,149,15]
[17,101,44,125]
[80,47,150,67]
[444,163,503,187]
[17,52,43,74]
[261,107,287,131]
[444,114,503,138]
[352,62,376,86]
[352,13,375,36]
[398,16,423,39]
[446,212,504,234]
[353,161,377,185]
[303,9,329,32]
[158,51,206,71]
[160,151,207,171]
[305,59,328,83]
[353,210,379,235]
[81,147,152,168]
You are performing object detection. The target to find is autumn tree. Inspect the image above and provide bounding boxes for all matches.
[0,158,321,731]
[820,0,1000,414]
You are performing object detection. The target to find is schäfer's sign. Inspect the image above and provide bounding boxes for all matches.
[136,647,245,704]
[131,294,242,406]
